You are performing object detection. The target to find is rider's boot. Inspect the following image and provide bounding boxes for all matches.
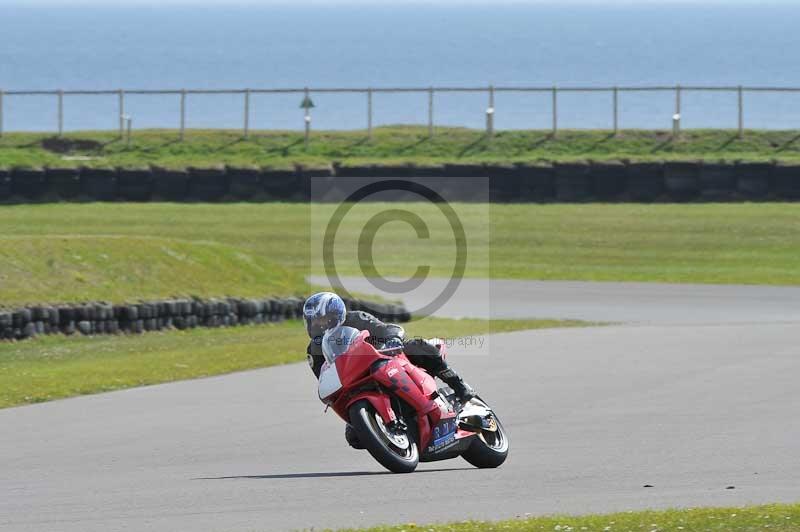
[345,424,364,450]
[437,368,476,402]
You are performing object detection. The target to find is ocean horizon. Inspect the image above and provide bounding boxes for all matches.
[2,3,799,132]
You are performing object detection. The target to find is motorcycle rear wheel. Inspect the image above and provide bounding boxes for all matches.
[349,400,419,473]
[461,410,509,469]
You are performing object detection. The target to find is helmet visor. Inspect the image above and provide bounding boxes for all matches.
[305,314,339,338]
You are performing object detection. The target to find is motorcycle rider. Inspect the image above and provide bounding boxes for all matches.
[303,292,476,447]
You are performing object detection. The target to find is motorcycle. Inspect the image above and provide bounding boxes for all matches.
[317,326,509,473]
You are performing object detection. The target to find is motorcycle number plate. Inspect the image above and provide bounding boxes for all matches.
[427,418,458,453]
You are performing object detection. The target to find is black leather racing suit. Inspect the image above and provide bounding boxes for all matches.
[306,310,446,379]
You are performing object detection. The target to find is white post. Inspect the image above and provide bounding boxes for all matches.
[367,88,373,140]
[674,84,681,135]
[118,89,125,139]
[613,86,619,135]
[551,86,558,137]
[304,87,311,149]
[486,85,495,137]
[428,87,434,138]
[244,89,251,139]
[180,89,186,141]
[737,85,744,138]
[58,89,64,137]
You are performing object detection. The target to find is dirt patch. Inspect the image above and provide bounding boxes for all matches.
[41,137,104,154]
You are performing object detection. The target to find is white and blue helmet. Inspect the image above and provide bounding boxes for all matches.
[303,292,347,338]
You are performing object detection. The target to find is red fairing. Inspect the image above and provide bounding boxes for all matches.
[369,357,438,415]
[333,331,380,387]
[405,362,438,397]
[345,391,396,425]
[368,355,442,449]
[319,330,455,451]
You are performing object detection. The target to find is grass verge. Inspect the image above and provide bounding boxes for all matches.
[336,503,800,532]
[2,127,800,169]
[0,235,305,307]
[0,202,798,308]
[0,317,584,409]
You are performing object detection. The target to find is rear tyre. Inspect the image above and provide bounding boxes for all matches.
[461,410,509,469]
[348,400,419,473]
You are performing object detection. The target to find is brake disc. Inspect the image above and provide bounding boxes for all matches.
[375,413,410,450]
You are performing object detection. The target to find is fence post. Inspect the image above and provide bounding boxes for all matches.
[244,89,251,139]
[486,85,495,137]
[737,85,744,138]
[367,88,373,140]
[551,86,558,137]
[428,87,434,138]
[180,89,186,141]
[674,84,681,136]
[0,89,4,138]
[304,87,311,149]
[57,89,64,137]
[118,89,125,139]
[613,86,619,135]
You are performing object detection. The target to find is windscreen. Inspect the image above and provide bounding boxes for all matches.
[321,326,361,364]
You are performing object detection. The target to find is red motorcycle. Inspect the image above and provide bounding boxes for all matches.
[318,326,509,473]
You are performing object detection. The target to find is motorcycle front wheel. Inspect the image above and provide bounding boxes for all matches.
[348,400,419,473]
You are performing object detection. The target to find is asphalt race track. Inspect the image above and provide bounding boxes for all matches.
[2,280,800,532]
[308,276,800,324]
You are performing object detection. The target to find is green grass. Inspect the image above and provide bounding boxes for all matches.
[0,317,582,409]
[335,503,800,532]
[0,202,798,309]
[0,235,304,307]
[2,127,800,169]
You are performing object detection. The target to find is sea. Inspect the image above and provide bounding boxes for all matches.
[2,2,799,132]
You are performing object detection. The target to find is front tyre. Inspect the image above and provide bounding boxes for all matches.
[461,412,509,469]
[348,400,419,473]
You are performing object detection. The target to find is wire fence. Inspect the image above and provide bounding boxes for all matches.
[1,85,799,141]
